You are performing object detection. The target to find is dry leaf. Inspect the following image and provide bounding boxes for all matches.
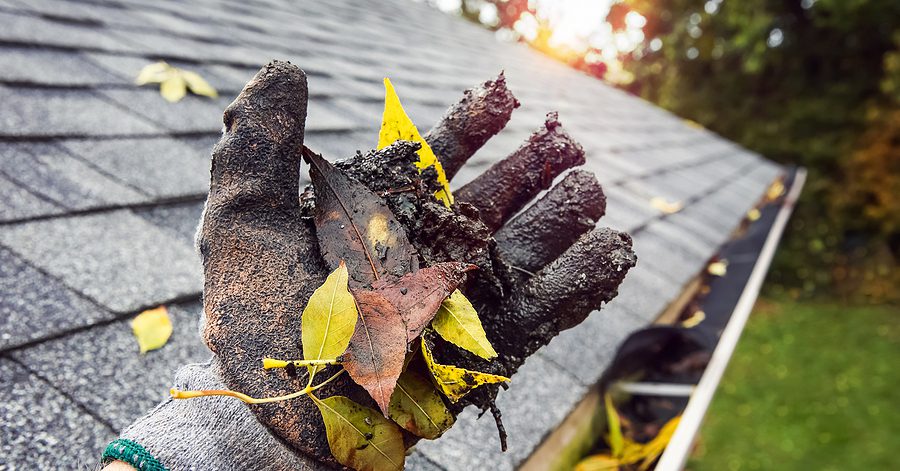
[707,260,728,277]
[378,78,453,207]
[747,208,761,221]
[131,306,172,354]
[372,262,475,343]
[388,369,454,439]
[682,310,706,328]
[301,262,358,380]
[765,179,785,201]
[313,395,405,471]
[305,147,416,287]
[421,336,508,402]
[432,290,497,359]
[343,290,407,415]
[135,61,218,102]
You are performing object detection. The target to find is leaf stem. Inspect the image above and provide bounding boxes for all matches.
[262,357,341,369]
[171,369,347,404]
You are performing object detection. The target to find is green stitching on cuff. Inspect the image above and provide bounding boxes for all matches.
[102,438,167,471]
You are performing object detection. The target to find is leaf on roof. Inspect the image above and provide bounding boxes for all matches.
[342,289,407,415]
[131,305,172,354]
[313,395,405,471]
[304,147,417,287]
[301,262,358,381]
[421,335,508,403]
[135,61,218,102]
[707,260,728,277]
[378,78,453,207]
[650,197,683,215]
[371,262,475,343]
[747,208,761,221]
[432,290,497,359]
[388,368,454,439]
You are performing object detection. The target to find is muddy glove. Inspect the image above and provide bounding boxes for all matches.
[109,60,636,469]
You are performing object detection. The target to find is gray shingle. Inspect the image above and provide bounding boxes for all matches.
[601,185,659,233]
[0,210,202,313]
[416,354,588,470]
[60,137,210,198]
[614,264,684,322]
[0,173,64,222]
[0,142,146,209]
[631,227,707,285]
[134,202,205,244]
[0,10,138,53]
[0,86,162,137]
[0,47,121,86]
[0,359,114,469]
[12,301,210,430]
[99,88,230,134]
[0,247,115,351]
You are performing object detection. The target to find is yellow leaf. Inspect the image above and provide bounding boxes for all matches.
[432,290,497,359]
[707,260,728,277]
[747,208,761,221]
[681,310,706,328]
[313,395,405,471]
[421,337,508,402]
[160,75,187,103]
[765,179,785,201]
[636,415,681,471]
[650,197,684,215]
[605,393,624,458]
[388,369,454,439]
[574,454,621,471]
[131,306,172,354]
[135,61,173,85]
[377,78,453,207]
[181,70,219,98]
[301,262,359,380]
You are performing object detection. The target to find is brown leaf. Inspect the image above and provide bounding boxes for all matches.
[304,147,416,286]
[372,262,476,343]
[343,290,407,415]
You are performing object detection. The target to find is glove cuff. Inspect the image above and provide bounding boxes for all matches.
[102,439,167,471]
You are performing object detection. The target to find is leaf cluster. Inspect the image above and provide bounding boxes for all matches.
[135,61,218,102]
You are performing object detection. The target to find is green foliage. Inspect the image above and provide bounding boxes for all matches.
[618,0,900,302]
[689,298,899,469]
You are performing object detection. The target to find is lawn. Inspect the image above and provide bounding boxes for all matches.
[687,298,898,471]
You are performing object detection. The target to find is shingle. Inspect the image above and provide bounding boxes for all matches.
[60,137,210,198]
[0,86,162,137]
[0,47,121,86]
[614,264,684,321]
[415,354,588,470]
[12,301,210,430]
[134,202,205,244]
[0,10,138,53]
[0,247,115,351]
[0,359,114,469]
[85,52,245,93]
[0,173,64,222]
[0,142,146,209]
[631,228,707,286]
[98,88,230,134]
[0,210,202,313]
[103,28,264,66]
[601,185,659,233]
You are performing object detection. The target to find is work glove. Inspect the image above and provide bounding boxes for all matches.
[103,60,636,470]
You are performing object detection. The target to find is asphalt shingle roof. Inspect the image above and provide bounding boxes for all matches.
[0,0,783,469]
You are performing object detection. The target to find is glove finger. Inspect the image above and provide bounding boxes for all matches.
[207,60,308,214]
[489,228,637,365]
[454,112,585,232]
[494,170,606,273]
[424,73,519,180]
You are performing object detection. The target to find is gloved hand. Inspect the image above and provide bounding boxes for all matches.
[104,60,636,470]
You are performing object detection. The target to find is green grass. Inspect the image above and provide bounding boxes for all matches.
[687,298,899,471]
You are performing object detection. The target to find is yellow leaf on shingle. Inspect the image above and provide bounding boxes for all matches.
[160,75,187,103]
[378,78,453,207]
[131,306,172,354]
[135,61,217,103]
[181,70,219,98]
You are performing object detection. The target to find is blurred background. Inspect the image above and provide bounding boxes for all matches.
[423,0,899,469]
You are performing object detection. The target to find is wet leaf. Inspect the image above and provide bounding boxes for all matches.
[432,290,497,359]
[605,393,624,458]
[135,61,217,102]
[681,310,706,328]
[421,336,508,402]
[343,290,407,415]
[313,395,405,471]
[388,369,454,439]
[747,207,761,221]
[131,306,172,354]
[305,147,416,286]
[301,262,358,380]
[635,415,681,470]
[372,262,475,343]
[378,78,453,207]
